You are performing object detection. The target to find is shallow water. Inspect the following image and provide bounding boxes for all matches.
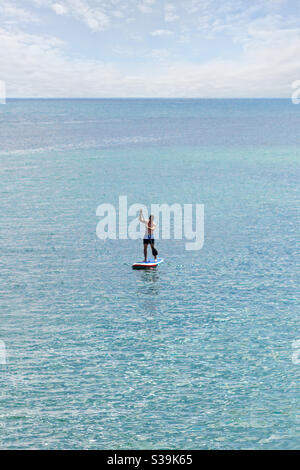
[0,99,299,449]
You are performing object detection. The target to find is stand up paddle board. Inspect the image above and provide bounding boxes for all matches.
[132,258,164,269]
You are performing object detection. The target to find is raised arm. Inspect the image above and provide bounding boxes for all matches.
[139,209,146,224]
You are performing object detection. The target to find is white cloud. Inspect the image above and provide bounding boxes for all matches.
[30,0,110,31]
[137,5,153,14]
[151,29,174,36]
[179,0,297,43]
[51,3,68,15]
[112,10,125,18]
[149,48,171,61]
[0,1,40,24]
[1,23,299,98]
[70,0,110,31]
[164,3,179,22]
[0,27,122,97]
[1,0,299,97]
[24,0,293,38]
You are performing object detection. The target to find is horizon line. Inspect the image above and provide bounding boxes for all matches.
[4,97,291,100]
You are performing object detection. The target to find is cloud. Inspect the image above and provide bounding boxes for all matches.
[149,48,171,61]
[1,23,299,98]
[0,27,122,97]
[24,0,294,38]
[112,10,125,18]
[151,29,174,36]
[136,0,157,14]
[164,3,179,22]
[31,0,110,31]
[179,0,297,43]
[137,5,153,14]
[68,0,110,31]
[51,3,68,15]
[1,0,299,97]
[0,1,40,24]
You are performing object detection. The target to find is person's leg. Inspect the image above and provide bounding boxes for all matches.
[150,240,158,261]
[143,242,148,261]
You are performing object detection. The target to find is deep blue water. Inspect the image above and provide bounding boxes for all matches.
[0,99,299,449]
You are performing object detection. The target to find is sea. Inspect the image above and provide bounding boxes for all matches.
[0,98,299,449]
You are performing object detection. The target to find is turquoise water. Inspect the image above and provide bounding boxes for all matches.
[0,99,299,449]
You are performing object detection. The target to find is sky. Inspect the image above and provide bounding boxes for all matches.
[0,0,300,97]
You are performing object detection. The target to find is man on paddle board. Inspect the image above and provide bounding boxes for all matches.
[139,209,158,262]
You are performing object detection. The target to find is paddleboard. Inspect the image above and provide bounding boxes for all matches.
[132,258,164,269]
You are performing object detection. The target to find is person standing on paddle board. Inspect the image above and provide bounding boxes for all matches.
[139,209,158,262]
